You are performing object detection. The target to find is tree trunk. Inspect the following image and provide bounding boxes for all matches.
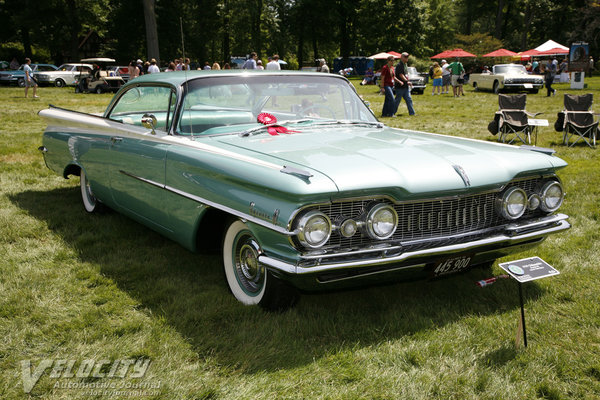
[222,1,231,66]
[142,0,160,63]
[494,0,505,40]
[521,3,532,50]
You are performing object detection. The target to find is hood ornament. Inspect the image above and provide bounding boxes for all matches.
[453,164,471,187]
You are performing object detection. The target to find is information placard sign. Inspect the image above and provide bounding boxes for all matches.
[499,257,559,283]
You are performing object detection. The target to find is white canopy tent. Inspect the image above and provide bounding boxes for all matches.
[534,40,569,52]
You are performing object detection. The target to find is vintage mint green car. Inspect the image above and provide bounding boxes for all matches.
[39,71,570,310]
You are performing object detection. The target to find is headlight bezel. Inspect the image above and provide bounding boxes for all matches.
[364,202,398,240]
[296,210,332,249]
[496,186,528,220]
[539,181,564,212]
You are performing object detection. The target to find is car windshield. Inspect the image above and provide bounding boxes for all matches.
[494,65,528,75]
[177,74,376,136]
[407,67,417,75]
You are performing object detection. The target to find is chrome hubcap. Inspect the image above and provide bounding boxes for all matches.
[234,236,264,295]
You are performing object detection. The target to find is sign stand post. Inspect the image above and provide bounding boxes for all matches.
[517,282,528,347]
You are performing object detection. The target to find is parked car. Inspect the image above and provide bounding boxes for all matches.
[38,70,570,310]
[470,64,544,94]
[0,63,58,87]
[407,66,426,94]
[107,65,131,82]
[35,63,93,87]
[75,58,125,94]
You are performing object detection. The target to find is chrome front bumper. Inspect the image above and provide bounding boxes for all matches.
[259,213,570,275]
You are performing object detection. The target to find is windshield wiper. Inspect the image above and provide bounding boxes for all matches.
[306,120,384,128]
[238,119,314,137]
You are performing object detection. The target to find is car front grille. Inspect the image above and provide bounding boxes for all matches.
[509,78,542,84]
[314,177,544,250]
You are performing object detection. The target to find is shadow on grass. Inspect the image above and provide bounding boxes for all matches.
[11,187,544,373]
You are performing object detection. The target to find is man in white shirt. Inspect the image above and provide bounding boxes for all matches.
[441,59,450,94]
[266,54,281,70]
[148,58,160,74]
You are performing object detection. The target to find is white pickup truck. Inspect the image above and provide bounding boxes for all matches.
[470,64,544,94]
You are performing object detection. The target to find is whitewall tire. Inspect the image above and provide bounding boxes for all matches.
[80,169,99,213]
[222,220,299,310]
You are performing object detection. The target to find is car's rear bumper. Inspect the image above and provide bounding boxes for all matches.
[259,213,569,288]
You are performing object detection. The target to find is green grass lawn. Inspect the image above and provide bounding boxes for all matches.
[1,80,600,399]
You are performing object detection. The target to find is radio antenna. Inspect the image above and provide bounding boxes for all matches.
[180,17,194,139]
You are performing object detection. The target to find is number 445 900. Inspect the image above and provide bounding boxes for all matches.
[433,255,472,276]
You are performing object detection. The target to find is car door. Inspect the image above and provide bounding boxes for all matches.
[105,85,177,231]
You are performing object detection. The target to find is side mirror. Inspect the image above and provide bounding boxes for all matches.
[141,113,157,134]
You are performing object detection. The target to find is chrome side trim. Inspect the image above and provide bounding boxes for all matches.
[258,217,570,275]
[118,170,296,235]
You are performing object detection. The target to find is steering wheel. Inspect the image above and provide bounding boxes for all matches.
[298,103,337,119]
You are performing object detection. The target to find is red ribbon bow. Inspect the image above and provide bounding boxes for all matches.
[257,113,299,136]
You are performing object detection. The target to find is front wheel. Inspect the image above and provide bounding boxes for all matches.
[55,79,65,88]
[17,78,25,87]
[222,220,299,311]
[493,81,500,94]
[95,86,103,94]
[472,82,479,92]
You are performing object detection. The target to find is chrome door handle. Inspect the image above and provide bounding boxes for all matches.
[111,137,123,143]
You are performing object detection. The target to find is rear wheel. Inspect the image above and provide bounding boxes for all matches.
[472,82,479,92]
[222,220,299,311]
[95,86,103,94]
[55,79,65,88]
[80,169,101,213]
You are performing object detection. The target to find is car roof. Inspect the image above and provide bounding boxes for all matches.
[125,70,349,87]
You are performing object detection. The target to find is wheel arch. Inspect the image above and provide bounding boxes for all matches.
[63,163,82,179]
[193,207,230,253]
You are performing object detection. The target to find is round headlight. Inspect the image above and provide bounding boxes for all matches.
[296,210,331,248]
[496,187,527,220]
[528,194,541,211]
[540,181,564,212]
[339,218,358,238]
[365,203,397,240]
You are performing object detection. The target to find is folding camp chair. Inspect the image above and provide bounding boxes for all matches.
[558,94,599,148]
[494,94,541,145]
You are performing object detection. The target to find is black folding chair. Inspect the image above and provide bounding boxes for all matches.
[558,94,599,148]
[494,94,541,145]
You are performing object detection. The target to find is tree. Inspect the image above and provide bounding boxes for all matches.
[143,0,160,62]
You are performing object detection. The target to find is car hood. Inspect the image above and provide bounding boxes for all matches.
[212,125,567,197]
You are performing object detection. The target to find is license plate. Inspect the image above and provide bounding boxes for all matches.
[524,83,533,89]
[432,255,472,276]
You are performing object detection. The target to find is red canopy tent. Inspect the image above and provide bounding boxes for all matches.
[444,48,477,58]
[520,49,543,56]
[539,47,569,56]
[482,48,517,57]
[430,50,452,59]
[388,51,402,58]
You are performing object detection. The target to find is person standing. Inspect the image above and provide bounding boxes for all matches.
[242,52,258,69]
[380,56,396,117]
[448,57,465,97]
[543,60,556,97]
[256,60,264,70]
[319,59,329,73]
[129,60,140,79]
[147,58,160,74]
[441,59,450,94]
[266,54,281,70]
[431,62,443,95]
[394,52,415,116]
[589,56,594,77]
[23,58,38,98]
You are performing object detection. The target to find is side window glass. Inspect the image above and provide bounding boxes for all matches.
[108,86,175,131]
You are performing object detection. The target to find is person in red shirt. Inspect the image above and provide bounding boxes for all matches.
[380,56,396,117]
